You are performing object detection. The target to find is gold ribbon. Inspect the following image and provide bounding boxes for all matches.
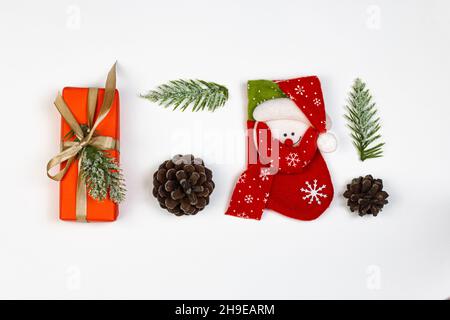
[47,63,119,222]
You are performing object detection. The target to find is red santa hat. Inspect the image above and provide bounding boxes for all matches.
[252,76,337,153]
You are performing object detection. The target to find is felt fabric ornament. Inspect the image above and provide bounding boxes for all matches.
[226,76,337,221]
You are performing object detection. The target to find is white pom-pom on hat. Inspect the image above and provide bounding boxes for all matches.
[317,132,337,153]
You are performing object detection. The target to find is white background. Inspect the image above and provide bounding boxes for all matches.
[0,0,449,299]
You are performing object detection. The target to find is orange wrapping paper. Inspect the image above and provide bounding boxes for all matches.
[59,87,120,222]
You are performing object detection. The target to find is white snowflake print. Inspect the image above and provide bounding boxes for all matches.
[259,168,271,181]
[294,85,305,96]
[244,194,253,204]
[263,192,270,203]
[237,173,246,184]
[300,179,327,205]
[285,153,300,167]
[236,212,250,219]
[313,98,321,106]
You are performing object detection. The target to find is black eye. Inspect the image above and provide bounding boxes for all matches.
[291,132,295,136]
[283,133,287,137]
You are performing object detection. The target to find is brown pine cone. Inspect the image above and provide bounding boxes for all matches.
[152,154,215,216]
[343,175,389,216]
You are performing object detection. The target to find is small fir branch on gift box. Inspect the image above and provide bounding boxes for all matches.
[80,145,126,203]
[345,78,385,161]
[64,125,126,203]
[141,79,229,112]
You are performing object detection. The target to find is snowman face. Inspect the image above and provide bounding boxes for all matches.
[265,119,309,145]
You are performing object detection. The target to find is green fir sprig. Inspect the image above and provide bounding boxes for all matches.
[345,78,385,161]
[80,145,126,203]
[141,79,229,112]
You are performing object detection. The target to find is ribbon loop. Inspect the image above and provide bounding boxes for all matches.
[54,94,84,140]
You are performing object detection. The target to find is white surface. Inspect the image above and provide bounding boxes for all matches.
[0,0,449,299]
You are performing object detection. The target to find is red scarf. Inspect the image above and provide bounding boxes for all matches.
[226,121,333,220]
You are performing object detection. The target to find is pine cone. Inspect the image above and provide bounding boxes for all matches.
[343,175,389,216]
[152,154,215,216]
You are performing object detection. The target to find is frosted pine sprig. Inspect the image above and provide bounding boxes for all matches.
[141,79,229,112]
[80,146,126,203]
[345,78,385,161]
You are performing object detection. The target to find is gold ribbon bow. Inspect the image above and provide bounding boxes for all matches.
[47,63,119,222]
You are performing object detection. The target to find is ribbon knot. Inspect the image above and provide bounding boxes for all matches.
[46,63,119,222]
[79,138,90,148]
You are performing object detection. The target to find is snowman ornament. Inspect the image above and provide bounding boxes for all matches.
[226,76,337,221]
